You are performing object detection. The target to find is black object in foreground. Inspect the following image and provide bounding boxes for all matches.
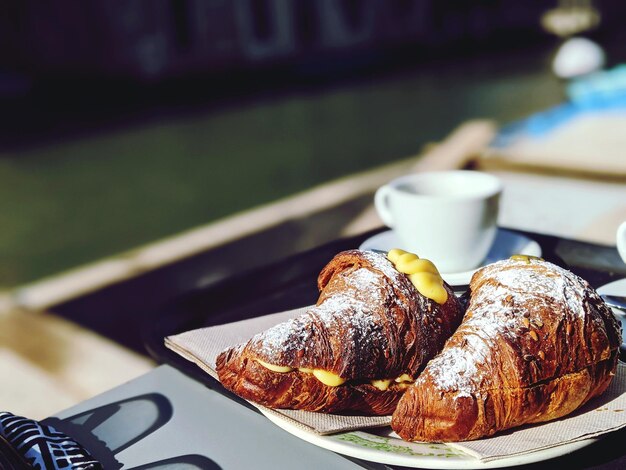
[0,412,102,470]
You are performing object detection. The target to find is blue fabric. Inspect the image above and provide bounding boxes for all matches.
[492,64,626,148]
[567,64,626,109]
[491,103,580,146]
[0,412,102,470]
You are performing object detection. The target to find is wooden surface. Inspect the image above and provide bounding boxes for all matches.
[0,305,154,419]
[480,114,626,178]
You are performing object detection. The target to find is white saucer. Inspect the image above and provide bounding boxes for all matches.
[597,278,626,349]
[359,228,542,286]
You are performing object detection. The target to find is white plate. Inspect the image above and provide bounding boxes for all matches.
[597,278,626,349]
[260,410,596,469]
[359,228,542,286]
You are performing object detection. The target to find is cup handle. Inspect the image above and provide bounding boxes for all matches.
[374,185,395,228]
[617,221,626,264]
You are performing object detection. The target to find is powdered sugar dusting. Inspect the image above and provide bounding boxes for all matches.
[480,259,587,318]
[253,252,412,373]
[429,333,491,395]
[255,314,311,358]
[428,303,519,393]
[424,258,593,395]
[361,250,416,302]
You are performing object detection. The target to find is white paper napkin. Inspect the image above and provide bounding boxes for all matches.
[165,306,626,462]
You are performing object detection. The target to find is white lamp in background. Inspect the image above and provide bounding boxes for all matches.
[541,0,605,79]
[552,36,606,79]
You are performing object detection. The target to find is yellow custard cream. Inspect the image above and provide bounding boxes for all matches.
[312,369,347,387]
[510,254,544,263]
[255,360,346,387]
[255,359,294,373]
[370,374,414,391]
[395,373,413,383]
[255,360,414,390]
[387,249,448,304]
[370,379,393,391]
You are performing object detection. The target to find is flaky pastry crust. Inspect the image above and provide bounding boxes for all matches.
[216,249,463,414]
[392,258,621,441]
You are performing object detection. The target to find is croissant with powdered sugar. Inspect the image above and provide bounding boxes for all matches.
[392,257,622,441]
[216,249,464,415]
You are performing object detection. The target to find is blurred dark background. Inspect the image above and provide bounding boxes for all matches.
[1,0,625,287]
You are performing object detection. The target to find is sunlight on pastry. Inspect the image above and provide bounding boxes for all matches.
[387,248,448,304]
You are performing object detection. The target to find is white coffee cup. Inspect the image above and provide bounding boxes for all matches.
[374,170,502,273]
[617,221,626,264]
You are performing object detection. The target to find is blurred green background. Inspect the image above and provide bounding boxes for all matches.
[7,0,626,289]
[0,53,562,287]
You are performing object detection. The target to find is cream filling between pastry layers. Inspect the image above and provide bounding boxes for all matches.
[255,359,414,388]
[313,369,347,387]
[255,359,294,373]
[371,374,414,390]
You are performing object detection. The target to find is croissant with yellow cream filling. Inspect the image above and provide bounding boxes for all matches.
[392,258,621,441]
[215,249,463,414]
